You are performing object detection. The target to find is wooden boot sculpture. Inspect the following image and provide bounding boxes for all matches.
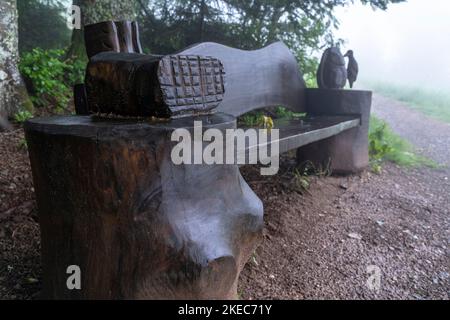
[77,21,225,118]
[25,21,263,299]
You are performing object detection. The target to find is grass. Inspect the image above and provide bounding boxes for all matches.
[274,106,306,119]
[239,109,436,173]
[365,81,450,124]
[368,116,437,172]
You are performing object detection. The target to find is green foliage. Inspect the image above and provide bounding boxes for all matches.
[292,168,311,192]
[18,138,28,150]
[238,111,266,127]
[365,81,450,124]
[368,116,435,171]
[19,48,86,112]
[303,60,319,88]
[14,111,33,123]
[137,0,402,84]
[275,106,306,119]
[289,159,331,193]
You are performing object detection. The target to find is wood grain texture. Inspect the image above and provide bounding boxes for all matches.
[297,89,372,174]
[73,84,88,115]
[85,52,225,117]
[241,115,360,159]
[84,20,143,59]
[179,42,307,116]
[24,114,263,299]
[84,21,120,59]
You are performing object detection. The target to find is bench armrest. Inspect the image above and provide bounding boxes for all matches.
[304,88,372,126]
[298,88,373,174]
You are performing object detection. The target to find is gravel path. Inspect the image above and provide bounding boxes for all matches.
[371,93,450,167]
[239,94,450,300]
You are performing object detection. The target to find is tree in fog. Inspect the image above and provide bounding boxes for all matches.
[0,0,33,117]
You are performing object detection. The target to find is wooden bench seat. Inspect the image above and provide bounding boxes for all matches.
[243,115,360,155]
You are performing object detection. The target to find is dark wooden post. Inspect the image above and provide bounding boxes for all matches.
[24,114,263,299]
[297,89,372,174]
[83,21,143,59]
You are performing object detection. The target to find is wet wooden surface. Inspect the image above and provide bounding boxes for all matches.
[241,115,360,155]
[24,113,263,299]
[180,41,307,116]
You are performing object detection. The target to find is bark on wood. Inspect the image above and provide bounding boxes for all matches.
[82,21,224,118]
[24,114,263,299]
[0,0,33,117]
[73,84,88,115]
[67,0,138,60]
[84,52,225,118]
[84,20,143,59]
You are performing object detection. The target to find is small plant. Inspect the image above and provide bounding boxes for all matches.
[251,252,259,266]
[14,110,33,123]
[298,159,332,177]
[18,138,28,150]
[292,168,310,191]
[275,106,306,119]
[368,116,436,171]
[238,111,265,127]
[285,158,332,193]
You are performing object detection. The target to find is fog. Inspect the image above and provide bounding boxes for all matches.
[59,0,450,90]
[335,0,450,91]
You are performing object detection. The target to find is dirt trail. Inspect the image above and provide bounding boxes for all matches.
[371,93,450,167]
[238,94,450,299]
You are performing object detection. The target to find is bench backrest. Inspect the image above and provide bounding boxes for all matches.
[84,21,307,117]
[179,42,307,116]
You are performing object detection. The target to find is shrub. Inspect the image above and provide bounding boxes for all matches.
[19,48,86,113]
[14,110,33,123]
[368,116,435,172]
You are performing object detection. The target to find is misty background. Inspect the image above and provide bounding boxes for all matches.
[57,0,450,90]
[335,0,450,91]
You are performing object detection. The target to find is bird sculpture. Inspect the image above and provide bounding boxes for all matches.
[344,50,359,89]
[316,47,347,89]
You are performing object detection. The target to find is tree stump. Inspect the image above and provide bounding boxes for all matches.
[24,114,263,299]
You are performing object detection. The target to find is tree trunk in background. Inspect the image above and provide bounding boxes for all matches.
[66,0,138,60]
[0,0,33,118]
[198,0,206,42]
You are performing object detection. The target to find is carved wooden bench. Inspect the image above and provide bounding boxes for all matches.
[24,21,371,299]
[180,42,371,174]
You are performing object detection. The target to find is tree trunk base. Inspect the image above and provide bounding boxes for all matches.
[24,114,263,299]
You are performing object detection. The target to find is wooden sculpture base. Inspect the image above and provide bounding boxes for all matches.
[297,89,372,174]
[24,114,263,299]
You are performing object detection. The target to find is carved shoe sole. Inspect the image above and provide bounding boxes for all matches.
[157,55,225,117]
[83,52,225,118]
